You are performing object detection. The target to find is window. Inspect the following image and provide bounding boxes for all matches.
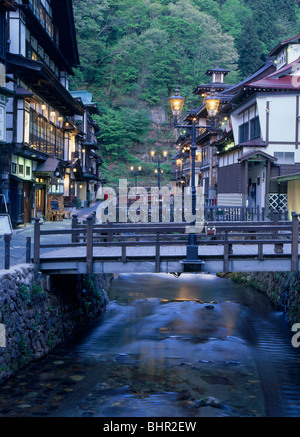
[26,166,31,176]
[12,163,16,174]
[250,116,260,139]
[239,122,249,143]
[238,104,261,144]
[274,152,294,164]
[29,108,64,158]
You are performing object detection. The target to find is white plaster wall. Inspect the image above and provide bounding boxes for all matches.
[267,95,296,143]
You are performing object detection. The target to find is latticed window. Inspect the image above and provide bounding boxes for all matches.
[29,109,64,158]
[28,0,58,45]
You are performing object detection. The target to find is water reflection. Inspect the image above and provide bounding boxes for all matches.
[0,273,300,417]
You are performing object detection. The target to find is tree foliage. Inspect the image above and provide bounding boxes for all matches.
[71,0,300,184]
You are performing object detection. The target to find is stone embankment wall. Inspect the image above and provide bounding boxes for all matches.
[0,264,112,384]
[224,272,300,325]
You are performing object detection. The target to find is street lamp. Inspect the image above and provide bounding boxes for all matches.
[204,89,220,118]
[150,149,168,189]
[169,86,220,263]
[130,165,142,187]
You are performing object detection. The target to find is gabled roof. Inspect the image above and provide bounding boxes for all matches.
[267,56,300,78]
[223,59,276,97]
[34,157,64,177]
[238,150,277,163]
[268,33,300,57]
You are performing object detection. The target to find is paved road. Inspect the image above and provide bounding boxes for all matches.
[0,204,99,271]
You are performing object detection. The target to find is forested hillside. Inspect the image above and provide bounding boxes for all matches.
[71,0,300,186]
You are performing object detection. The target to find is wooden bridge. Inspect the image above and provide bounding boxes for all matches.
[31,212,300,275]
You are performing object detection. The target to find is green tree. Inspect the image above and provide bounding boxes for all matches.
[70,0,299,185]
[236,18,263,77]
[219,0,252,37]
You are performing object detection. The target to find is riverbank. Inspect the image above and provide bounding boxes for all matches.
[0,264,112,384]
[218,272,300,326]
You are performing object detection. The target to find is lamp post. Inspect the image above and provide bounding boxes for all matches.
[154,168,164,188]
[150,150,168,189]
[130,165,142,188]
[169,86,220,263]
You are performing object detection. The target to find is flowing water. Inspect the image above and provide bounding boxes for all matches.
[0,273,300,417]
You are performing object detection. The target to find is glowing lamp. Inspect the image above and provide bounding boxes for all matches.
[169,87,185,118]
[204,92,220,117]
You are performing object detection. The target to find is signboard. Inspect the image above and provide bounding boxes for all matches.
[277,47,287,70]
[0,215,12,236]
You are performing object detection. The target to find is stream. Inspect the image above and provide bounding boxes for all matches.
[0,273,300,417]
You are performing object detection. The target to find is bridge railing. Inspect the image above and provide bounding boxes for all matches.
[28,211,300,274]
[98,203,288,223]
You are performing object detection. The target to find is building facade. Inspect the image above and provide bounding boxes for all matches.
[216,33,300,213]
[173,33,300,216]
[0,0,103,227]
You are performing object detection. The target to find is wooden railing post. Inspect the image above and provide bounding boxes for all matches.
[33,217,41,270]
[223,230,229,273]
[26,237,31,264]
[71,214,79,243]
[256,205,260,221]
[155,232,160,273]
[291,212,299,272]
[272,211,283,254]
[121,245,126,263]
[86,216,94,274]
[4,234,11,270]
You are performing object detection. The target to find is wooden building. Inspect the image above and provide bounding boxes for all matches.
[173,34,300,216]
[69,90,104,207]
[216,34,300,213]
[0,0,103,226]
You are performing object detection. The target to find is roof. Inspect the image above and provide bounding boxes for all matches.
[267,56,300,78]
[238,150,277,162]
[34,158,60,175]
[70,90,101,115]
[1,1,17,11]
[70,90,94,105]
[7,53,84,115]
[276,172,300,182]
[239,137,267,147]
[206,66,230,76]
[224,59,276,95]
[193,82,232,95]
[245,75,300,91]
[268,33,300,57]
